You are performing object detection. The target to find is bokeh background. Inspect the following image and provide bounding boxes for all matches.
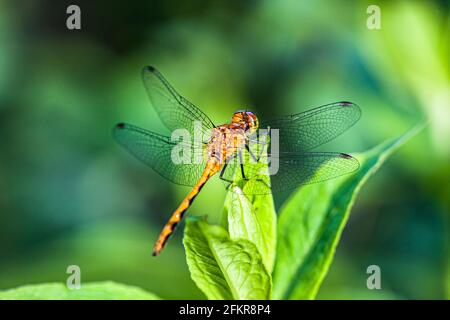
[0,0,448,299]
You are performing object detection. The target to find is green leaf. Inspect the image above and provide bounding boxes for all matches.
[221,147,277,273]
[223,184,276,273]
[0,281,160,300]
[273,124,425,300]
[183,219,271,300]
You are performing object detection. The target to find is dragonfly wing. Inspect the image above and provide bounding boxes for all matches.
[221,151,359,195]
[261,101,361,152]
[113,123,207,187]
[141,66,215,141]
[268,152,359,193]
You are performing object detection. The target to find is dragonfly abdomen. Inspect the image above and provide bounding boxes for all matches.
[152,158,221,256]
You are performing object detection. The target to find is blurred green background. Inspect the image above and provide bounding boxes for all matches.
[0,0,448,299]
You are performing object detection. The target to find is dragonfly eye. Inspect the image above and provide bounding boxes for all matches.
[244,111,259,130]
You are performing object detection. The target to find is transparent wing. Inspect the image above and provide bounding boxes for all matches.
[268,152,359,192]
[261,101,361,152]
[221,151,359,195]
[113,123,207,187]
[141,66,215,141]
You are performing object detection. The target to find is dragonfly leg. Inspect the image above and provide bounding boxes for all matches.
[245,144,258,162]
[219,163,234,183]
[246,140,265,162]
[252,127,271,146]
[247,127,271,162]
[238,150,249,181]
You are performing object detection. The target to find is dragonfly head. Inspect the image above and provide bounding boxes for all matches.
[232,110,259,133]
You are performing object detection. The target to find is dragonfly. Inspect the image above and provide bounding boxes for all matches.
[113,66,361,256]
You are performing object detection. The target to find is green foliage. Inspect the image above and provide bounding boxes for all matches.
[183,160,276,300]
[1,125,422,300]
[0,282,160,300]
[184,125,424,300]
[223,183,276,273]
[183,219,272,299]
[273,124,425,299]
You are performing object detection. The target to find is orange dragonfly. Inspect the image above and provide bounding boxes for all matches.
[113,66,360,256]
